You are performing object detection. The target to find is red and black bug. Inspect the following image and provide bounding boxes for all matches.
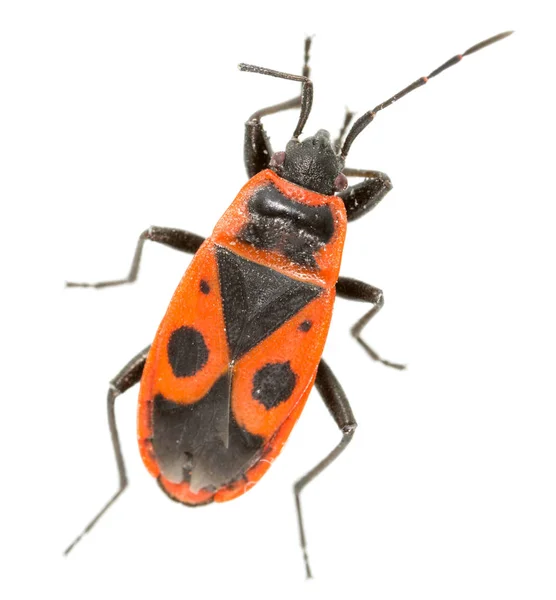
[65,32,513,577]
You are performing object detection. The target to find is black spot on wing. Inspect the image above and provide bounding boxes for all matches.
[252,362,297,409]
[167,326,208,378]
[216,246,322,360]
[152,375,264,492]
[299,319,312,332]
[200,279,210,294]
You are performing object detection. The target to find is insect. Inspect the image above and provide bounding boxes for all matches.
[65,31,512,577]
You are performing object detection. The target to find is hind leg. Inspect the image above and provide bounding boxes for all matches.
[64,345,150,555]
[293,359,357,578]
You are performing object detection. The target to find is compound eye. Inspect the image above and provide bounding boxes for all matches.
[269,151,286,169]
[333,172,348,192]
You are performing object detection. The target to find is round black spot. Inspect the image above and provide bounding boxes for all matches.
[252,362,297,409]
[299,319,312,332]
[167,326,209,377]
[200,279,210,294]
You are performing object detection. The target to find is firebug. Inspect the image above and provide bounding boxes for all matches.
[65,32,513,577]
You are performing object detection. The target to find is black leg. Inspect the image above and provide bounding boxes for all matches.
[336,276,406,370]
[66,226,204,289]
[243,38,312,178]
[338,169,393,222]
[64,345,150,556]
[244,118,274,179]
[294,359,357,579]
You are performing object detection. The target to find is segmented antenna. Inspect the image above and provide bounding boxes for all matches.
[341,31,513,158]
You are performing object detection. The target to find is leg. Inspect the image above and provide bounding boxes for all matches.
[244,38,312,178]
[66,226,204,289]
[64,345,150,555]
[338,169,393,222]
[294,359,357,579]
[336,276,406,370]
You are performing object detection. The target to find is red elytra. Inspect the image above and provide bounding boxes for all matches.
[137,169,347,505]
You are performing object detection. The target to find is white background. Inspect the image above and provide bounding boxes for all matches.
[1,1,554,598]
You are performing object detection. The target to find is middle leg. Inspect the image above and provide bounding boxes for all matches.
[336,276,406,370]
[67,226,205,289]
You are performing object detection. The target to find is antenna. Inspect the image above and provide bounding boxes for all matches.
[341,31,513,158]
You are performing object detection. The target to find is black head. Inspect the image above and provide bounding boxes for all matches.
[269,130,346,196]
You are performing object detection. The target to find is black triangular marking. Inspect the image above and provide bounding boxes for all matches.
[215,246,322,360]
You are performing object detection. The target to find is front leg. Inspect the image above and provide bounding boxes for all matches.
[244,38,311,178]
[336,276,406,370]
[244,118,275,178]
[339,169,393,222]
